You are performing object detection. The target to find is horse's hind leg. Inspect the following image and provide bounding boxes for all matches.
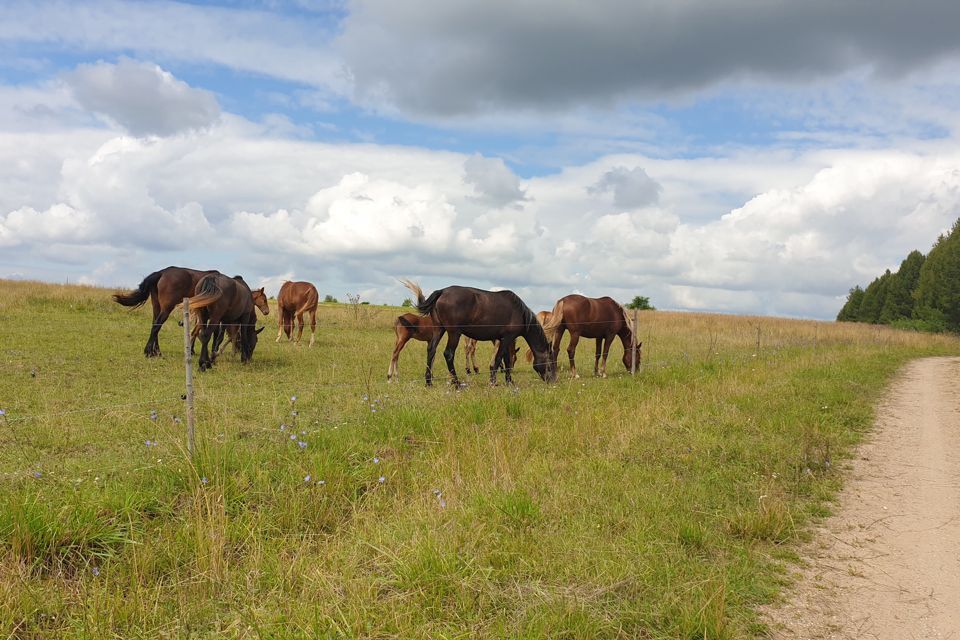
[145,292,162,356]
[443,332,462,386]
[147,305,173,358]
[425,330,445,386]
[388,331,410,382]
[308,308,317,347]
[594,338,603,376]
[276,308,285,342]
[295,310,306,344]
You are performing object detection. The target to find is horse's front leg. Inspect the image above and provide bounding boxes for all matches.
[600,334,613,378]
[198,318,215,371]
[594,338,603,376]
[567,333,581,378]
[502,338,516,385]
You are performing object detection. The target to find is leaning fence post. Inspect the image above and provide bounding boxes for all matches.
[183,297,196,457]
[631,307,639,375]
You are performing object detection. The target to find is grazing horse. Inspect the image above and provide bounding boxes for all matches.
[192,281,269,356]
[184,273,264,371]
[276,281,319,347]
[413,285,556,386]
[542,295,641,378]
[112,266,217,357]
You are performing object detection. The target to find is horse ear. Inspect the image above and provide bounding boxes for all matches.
[255,326,264,334]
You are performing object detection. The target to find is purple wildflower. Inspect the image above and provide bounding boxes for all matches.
[0,408,7,416]
[201,476,209,485]
[304,474,311,483]
[290,395,297,403]
[378,476,385,484]
[373,457,380,464]
[32,470,41,478]
[290,434,297,440]
[297,440,307,449]
[149,410,158,421]
[91,566,100,577]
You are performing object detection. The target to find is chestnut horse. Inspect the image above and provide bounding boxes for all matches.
[542,295,641,378]
[113,266,218,357]
[414,285,556,386]
[276,280,319,347]
[387,312,437,382]
[184,273,265,371]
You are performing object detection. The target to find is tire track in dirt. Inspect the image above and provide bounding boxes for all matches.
[767,356,960,639]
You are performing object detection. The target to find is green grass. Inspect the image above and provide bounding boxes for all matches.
[1,279,958,638]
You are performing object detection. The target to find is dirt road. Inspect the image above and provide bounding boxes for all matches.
[768,357,960,639]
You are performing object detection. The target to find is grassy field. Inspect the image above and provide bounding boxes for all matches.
[1,278,958,639]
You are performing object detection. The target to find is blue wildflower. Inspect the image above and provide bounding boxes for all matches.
[1,408,7,416]
[304,474,311,483]
[32,470,41,478]
[290,395,297,403]
[290,434,296,440]
[378,476,385,483]
[91,566,100,577]
[201,476,209,485]
[373,457,380,464]
[297,440,307,449]
[149,410,158,421]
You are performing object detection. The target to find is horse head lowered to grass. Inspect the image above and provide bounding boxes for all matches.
[411,283,556,386]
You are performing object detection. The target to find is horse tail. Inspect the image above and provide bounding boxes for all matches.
[112,269,164,308]
[399,278,426,305]
[184,276,223,312]
[415,288,442,316]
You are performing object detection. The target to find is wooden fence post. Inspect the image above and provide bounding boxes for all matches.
[183,297,196,457]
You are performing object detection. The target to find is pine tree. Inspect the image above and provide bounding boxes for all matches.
[915,221,960,331]
[858,271,892,324]
[837,286,865,321]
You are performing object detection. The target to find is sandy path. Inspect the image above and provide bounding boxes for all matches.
[768,356,960,639]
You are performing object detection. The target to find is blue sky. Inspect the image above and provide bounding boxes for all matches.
[3,0,960,318]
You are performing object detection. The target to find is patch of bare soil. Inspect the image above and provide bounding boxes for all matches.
[766,357,960,639]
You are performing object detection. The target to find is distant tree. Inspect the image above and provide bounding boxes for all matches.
[626,296,655,310]
[323,294,338,304]
[879,250,925,323]
[401,298,413,308]
[858,270,892,323]
[836,286,865,322]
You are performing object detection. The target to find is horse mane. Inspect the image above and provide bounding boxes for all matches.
[399,278,425,305]
[499,290,550,353]
[619,304,634,338]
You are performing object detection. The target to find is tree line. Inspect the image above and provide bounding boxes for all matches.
[837,218,960,332]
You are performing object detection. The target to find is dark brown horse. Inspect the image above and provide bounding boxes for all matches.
[542,295,641,378]
[113,266,217,356]
[184,273,264,371]
[276,281,319,347]
[192,281,270,357]
[413,285,556,386]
